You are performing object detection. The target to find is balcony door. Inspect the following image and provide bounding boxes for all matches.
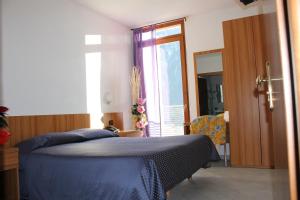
[143,20,189,137]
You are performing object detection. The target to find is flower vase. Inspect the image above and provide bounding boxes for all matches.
[131,115,138,130]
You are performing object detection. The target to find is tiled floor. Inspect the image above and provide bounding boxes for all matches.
[168,162,288,200]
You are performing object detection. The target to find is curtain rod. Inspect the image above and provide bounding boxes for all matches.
[130,17,187,31]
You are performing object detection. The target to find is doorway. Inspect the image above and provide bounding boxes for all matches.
[193,49,228,161]
[193,49,224,116]
[198,73,223,116]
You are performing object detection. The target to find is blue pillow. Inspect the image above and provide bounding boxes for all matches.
[66,128,119,139]
[18,128,119,154]
[18,132,83,154]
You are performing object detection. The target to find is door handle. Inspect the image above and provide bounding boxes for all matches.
[256,75,283,87]
[256,75,268,86]
[256,61,282,111]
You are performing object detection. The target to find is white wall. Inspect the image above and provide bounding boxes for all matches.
[185,3,268,121]
[185,0,276,156]
[0,0,133,129]
[197,53,223,74]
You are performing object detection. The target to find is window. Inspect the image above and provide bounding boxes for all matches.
[142,19,189,137]
[155,24,181,38]
[142,24,182,41]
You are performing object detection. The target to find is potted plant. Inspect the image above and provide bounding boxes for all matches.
[0,106,11,145]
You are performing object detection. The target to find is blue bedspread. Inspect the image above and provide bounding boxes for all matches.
[19,129,220,200]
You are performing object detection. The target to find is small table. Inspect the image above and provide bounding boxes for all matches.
[119,130,143,137]
[0,147,19,200]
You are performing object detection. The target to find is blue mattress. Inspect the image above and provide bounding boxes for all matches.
[19,129,220,200]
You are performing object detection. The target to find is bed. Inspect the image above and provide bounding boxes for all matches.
[18,128,220,200]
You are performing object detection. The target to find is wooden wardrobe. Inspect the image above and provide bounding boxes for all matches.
[223,15,273,168]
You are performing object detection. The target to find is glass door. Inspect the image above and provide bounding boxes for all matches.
[142,20,189,137]
[156,41,185,136]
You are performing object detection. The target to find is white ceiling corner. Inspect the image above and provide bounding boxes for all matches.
[73,0,253,28]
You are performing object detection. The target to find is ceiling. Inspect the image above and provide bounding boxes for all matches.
[74,0,245,28]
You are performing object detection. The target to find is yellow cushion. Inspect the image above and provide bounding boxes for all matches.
[190,113,226,144]
[190,115,209,134]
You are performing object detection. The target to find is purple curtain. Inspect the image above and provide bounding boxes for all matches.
[133,26,160,137]
[133,28,146,99]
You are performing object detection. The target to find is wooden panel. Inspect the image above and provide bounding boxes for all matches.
[0,148,19,200]
[5,114,90,147]
[0,168,19,200]
[119,130,143,137]
[252,15,274,168]
[223,16,262,167]
[286,0,300,198]
[179,26,191,127]
[102,112,124,130]
[0,148,18,170]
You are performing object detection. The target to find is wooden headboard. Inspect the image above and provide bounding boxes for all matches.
[6,114,90,147]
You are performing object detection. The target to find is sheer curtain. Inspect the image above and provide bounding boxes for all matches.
[133,26,161,137]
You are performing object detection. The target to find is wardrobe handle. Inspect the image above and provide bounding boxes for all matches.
[256,75,268,86]
[256,61,283,111]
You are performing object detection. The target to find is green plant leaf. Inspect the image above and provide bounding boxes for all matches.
[0,117,8,128]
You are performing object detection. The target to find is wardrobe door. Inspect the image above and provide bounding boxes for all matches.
[223,17,262,167]
[252,15,274,168]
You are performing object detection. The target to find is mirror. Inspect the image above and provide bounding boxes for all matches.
[194,49,224,116]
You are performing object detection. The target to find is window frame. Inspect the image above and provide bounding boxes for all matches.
[142,19,190,133]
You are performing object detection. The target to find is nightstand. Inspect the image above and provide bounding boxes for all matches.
[119,130,143,137]
[0,147,19,200]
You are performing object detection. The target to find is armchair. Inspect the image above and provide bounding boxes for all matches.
[190,113,228,166]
